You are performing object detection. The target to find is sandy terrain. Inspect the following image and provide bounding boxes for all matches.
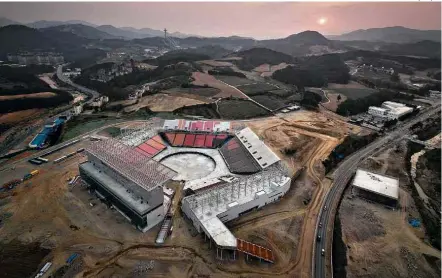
[0,92,56,101]
[38,74,58,89]
[253,63,291,78]
[321,90,347,112]
[338,141,441,278]
[191,72,247,99]
[0,109,46,125]
[123,93,206,113]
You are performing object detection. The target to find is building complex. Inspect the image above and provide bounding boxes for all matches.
[78,120,292,262]
[368,101,413,120]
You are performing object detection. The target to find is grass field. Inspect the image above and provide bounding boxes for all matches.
[250,95,287,111]
[214,75,254,86]
[236,82,279,95]
[191,72,246,98]
[327,82,376,100]
[61,118,121,142]
[166,87,221,98]
[218,99,271,119]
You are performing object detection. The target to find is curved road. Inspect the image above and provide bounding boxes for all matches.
[313,103,441,278]
[56,65,99,104]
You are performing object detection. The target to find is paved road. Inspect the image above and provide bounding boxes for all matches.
[56,65,99,104]
[313,103,441,278]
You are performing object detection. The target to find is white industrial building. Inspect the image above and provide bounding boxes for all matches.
[351,169,399,207]
[368,101,413,120]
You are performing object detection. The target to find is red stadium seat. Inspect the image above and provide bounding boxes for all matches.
[194,134,206,147]
[183,134,196,147]
[205,135,215,147]
[165,133,175,144]
[138,143,158,155]
[147,139,166,150]
[173,133,186,146]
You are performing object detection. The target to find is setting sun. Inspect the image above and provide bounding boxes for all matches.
[318,17,328,25]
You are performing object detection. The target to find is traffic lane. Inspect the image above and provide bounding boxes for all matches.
[315,105,441,277]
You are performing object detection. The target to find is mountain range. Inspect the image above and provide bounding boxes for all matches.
[0,17,194,39]
[1,17,440,43]
[329,26,441,43]
[0,22,440,63]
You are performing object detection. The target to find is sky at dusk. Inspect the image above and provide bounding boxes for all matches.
[0,2,440,39]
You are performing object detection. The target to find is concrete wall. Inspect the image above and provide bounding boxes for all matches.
[87,152,163,209]
[181,177,291,235]
[352,186,398,207]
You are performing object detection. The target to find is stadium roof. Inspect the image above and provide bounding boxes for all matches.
[352,169,399,200]
[87,138,176,191]
[236,127,280,169]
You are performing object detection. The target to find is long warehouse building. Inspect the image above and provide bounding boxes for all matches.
[79,138,176,232]
[352,169,399,207]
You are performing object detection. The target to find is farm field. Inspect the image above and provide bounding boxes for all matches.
[217,99,271,119]
[166,86,221,98]
[0,92,56,100]
[327,82,377,100]
[237,82,280,95]
[191,72,247,99]
[0,109,46,126]
[214,75,255,86]
[197,60,234,67]
[253,63,291,77]
[124,93,207,113]
[250,95,287,111]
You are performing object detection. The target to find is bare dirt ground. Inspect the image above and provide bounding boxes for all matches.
[0,110,362,278]
[338,141,441,278]
[123,93,206,113]
[0,109,46,126]
[0,92,56,100]
[191,72,247,99]
[253,63,291,78]
[38,74,59,89]
[321,90,347,112]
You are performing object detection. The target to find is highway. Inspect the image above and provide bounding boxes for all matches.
[313,103,441,278]
[56,65,100,104]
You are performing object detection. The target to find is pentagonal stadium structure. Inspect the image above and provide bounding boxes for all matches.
[79,119,292,262]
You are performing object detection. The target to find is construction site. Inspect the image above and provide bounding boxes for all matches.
[0,110,368,277]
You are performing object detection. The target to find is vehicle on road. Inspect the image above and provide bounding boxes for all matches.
[321,249,325,256]
[323,206,327,211]
[319,222,322,228]
[317,235,321,242]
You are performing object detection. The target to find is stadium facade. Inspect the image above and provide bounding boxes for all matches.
[79,138,176,232]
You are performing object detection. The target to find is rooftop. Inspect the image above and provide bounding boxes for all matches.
[235,127,280,169]
[182,164,290,248]
[86,138,177,192]
[80,161,152,215]
[353,169,399,200]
